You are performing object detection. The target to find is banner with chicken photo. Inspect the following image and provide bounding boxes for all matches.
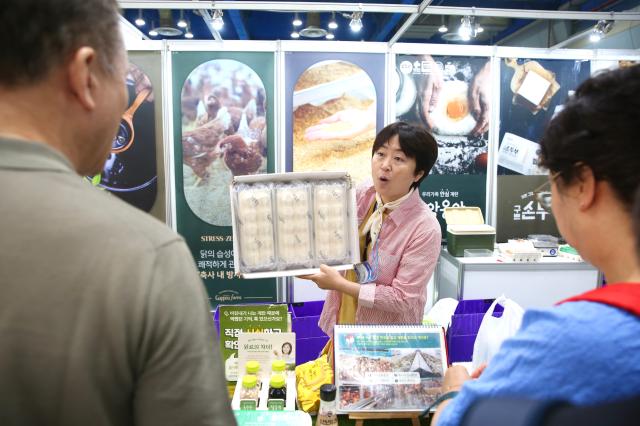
[395,55,491,237]
[172,51,277,306]
[284,52,385,186]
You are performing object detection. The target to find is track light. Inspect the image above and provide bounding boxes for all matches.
[177,10,187,28]
[589,19,613,43]
[458,16,472,41]
[438,16,447,33]
[135,9,145,27]
[326,32,335,40]
[291,30,300,39]
[349,11,363,33]
[293,12,302,27]
[458,16,483,41]
[212,9,224,31]
[328,12,338,30]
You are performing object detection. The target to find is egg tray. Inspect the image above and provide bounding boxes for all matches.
[230,171,359,279]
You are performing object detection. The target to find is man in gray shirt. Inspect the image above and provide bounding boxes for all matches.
[0,1,236,425]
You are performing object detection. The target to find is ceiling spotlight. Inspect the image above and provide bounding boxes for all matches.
[349,11,363,33]
[328,12,338,30]
[590,19,613,43]
[438,16,447,33]
[135,9,145,27]
[458,16,473,41]
[185,28,194,39]
[476,24,484,33]
[291,30,300,39]
[293,12,303,27]
[177,10,187,28]
[326,32,335,40]
[212,9,224,31]
[149,28,158,37]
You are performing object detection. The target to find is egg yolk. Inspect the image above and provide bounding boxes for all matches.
[446,97,468,121]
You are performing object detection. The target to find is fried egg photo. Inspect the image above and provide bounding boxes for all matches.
[431,80,476,136]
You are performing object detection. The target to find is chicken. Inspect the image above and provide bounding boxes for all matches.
[226,106,243,135]
[219,134,263,176]
[182,109,231,179]
[195,92,222,127]
[249,116,267,157]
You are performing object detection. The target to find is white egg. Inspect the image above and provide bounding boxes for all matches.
[431,80,477,136]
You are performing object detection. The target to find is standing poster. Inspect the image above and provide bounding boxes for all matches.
[395,55,491,236]
[218,304,289,381]
[172,51,277,306]
[496,58,590,241]
[89,53,164,220]
[285,52,385,185]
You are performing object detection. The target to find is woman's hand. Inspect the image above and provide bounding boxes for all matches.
[298,265,361,299]
[469,60,491,136]
[298,264,343,290]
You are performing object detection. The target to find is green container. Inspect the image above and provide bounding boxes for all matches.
[444,207,496,257]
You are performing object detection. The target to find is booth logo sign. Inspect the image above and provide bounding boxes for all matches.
[215,290,243,303]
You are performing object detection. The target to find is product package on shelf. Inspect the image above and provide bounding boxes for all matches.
[230,171,359,279]
[231,332,298,412]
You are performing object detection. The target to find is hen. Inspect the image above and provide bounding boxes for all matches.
[219,134,263,176]
[182,109,231,179]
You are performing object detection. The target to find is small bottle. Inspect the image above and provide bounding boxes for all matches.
[267,373,287,410]
[239,374,259,410]
[245,360,261,387]
[271,359,286,376]
[316,384,338,426]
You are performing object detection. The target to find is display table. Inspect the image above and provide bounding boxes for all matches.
[435,248,602,308]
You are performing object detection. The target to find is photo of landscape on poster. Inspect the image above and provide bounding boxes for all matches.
[334,325,447,413]
[88,61,157,212]
[181,59,268,226]
[498,58,590,176]
[395,55,491,175]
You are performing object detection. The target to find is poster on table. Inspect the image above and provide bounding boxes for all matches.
[496,58,590,242]
[172,51,277,306]
[395,54,491,236]
[217,304,288,381]
[495,175,559,242]
[88,52,164,220]
[284,52,385,185]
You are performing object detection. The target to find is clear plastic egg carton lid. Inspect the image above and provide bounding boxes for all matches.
[230,171,359,279]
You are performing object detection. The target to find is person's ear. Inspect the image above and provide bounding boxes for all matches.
[414,169,425,184]
[66,47,99,111]
[576,165,596,211]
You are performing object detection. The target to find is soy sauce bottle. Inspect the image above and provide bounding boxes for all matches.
[267,373,286,410]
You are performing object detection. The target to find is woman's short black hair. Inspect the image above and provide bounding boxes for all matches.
[371,121,438,189]
[539,64,640,209]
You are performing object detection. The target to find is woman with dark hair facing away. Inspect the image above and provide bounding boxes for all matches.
[300,122,441,359]
[433,65,640,426]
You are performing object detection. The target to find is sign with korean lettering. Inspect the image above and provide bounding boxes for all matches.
[421,174,487,238]
[171,51,278,307]
[496,175,559,242]
[218,304,289,381]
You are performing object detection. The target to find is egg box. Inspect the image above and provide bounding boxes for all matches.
[230,171,359,279]
[443,207,496,257]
